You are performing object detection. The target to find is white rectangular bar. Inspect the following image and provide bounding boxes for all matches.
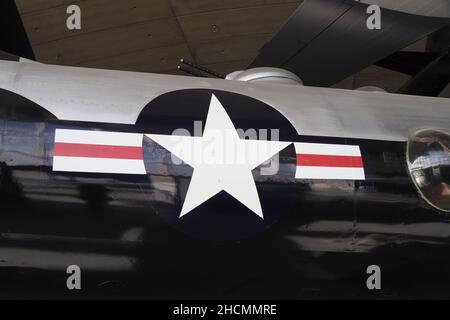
[294,142,361,156]
[55,129,143,147]
[295,166,365,180]
[53,156,146,174]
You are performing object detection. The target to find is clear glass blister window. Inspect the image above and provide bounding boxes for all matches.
[407,129,450,212]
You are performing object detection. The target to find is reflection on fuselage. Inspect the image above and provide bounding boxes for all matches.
[1,117,450,298]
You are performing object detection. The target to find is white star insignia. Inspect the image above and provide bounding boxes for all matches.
[146,94,291,219]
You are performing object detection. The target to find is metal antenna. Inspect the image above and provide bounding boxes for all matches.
[177,65,205,78]
[180,59,225,79]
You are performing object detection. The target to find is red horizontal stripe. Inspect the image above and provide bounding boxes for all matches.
[297,154,363,168]
[54,142,143,160]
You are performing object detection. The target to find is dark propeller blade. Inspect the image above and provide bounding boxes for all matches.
[0,0,35,60]
[398,49,450,96]
[250,0,450,87]
[375,51,440,76]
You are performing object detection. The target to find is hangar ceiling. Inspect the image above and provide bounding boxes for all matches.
[15,0,302,75]
[13,0,448,94]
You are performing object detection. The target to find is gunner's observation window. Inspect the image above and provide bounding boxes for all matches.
[407,129,450,212]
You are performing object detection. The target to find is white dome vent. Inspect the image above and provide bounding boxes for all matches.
[226,67,303,85]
